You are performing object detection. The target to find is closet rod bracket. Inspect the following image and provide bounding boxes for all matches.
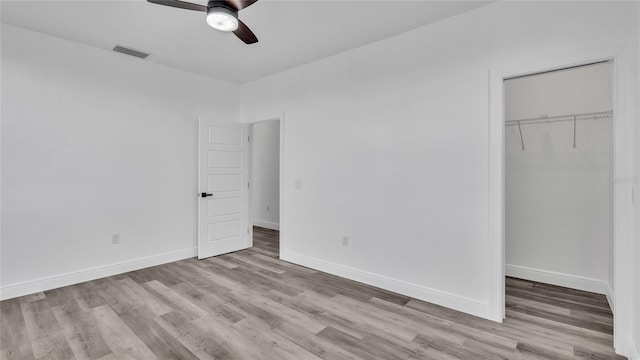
[573,116,577,149]
[517,121,525,151]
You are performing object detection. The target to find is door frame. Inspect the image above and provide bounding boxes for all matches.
[488,47,636,356]
[246,114,285,258]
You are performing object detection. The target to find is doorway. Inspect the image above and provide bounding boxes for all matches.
[489,48,637,356]
[503,62,616,345]
[249,119,281,256]
[504,62,614,301]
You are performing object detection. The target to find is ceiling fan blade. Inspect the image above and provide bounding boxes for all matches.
[233,19,258,44]
[147,0,207,12]
[224,0,258,11]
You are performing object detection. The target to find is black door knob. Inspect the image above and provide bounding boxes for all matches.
[201,193,213,198]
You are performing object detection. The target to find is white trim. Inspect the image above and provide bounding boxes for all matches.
[281,250,492,320]
[279,112,285,260]
[488,63,506,323]
[489,46,636,357]
[248,122,255,248]
[609,50,637,356]
[0,247,196,300]
[247,117,281,125]
[197,117,204,257]
[505,264,610,295]
[252,220,280,231]
[605,281,615,315]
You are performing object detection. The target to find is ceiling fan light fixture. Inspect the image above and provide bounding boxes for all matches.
[147,0,258,44]
[206,6,238,32]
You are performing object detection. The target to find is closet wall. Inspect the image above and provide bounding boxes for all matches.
[505,62,613,299]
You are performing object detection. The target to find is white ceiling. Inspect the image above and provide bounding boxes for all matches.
[1,0,491,84]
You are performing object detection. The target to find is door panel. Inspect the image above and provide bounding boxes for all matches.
[209,174,242,192]
[208,150,242,168]
[198,119,250,259]
[208,197,241,217]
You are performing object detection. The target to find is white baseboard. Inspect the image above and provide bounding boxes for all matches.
[0,247,197,300]
[253,220,280,231]
[604,281,615,314]
[505,264,611,299]
[281,250,492,320]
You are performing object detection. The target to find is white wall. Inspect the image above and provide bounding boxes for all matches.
[505,63,613,119]
[504,63,613,297]
[0,24,239,298]
[251,120,280,230]
[240,1,637,324]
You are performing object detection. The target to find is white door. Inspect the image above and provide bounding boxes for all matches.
[198,119,250,259]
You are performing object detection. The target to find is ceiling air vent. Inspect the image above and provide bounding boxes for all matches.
[112,45,150,59]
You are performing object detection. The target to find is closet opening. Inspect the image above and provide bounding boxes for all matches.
[503,61,615,329]
[249,119,281,258]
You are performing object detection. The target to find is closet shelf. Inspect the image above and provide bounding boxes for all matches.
[505,110,613,151]
[505,110,613,127]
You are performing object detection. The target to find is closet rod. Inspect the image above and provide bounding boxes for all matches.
[505,110,612,127]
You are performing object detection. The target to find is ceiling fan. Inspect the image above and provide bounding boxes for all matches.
[148,0,259,44]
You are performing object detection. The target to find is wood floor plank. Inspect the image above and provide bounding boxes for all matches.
[113,278,172,317]
[0,227,622,360]
[155,310,235,360]
[573,345,628,360]
[224,252,286,274]
[75,279,109,309]
[330,294,422,341]
[250,251,318,275]
[506,294,573,316]
[19,297,76,359]
[141,280,209,320]
[1,299,35,360]
[200,256,239,270]
[507,287,611,316]
[505,311,618,355]
[261,290,367,340]
[507,302,613,334]
[117,309,199,360]
[167,282,245,325]
[233,317,323,360]
[90,305,157,360]
[229,288,327,334]
[191,314,287,360]
[318,326,386,360]
[516,341,575,360]
[43,286,83,313]
[173,261,241,291]
[298,290,416,343]
[51,305,112,360]
[272,321,362,360]
[20,298,59,341]
[368,296,518,351]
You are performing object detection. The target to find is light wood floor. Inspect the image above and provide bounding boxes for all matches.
[1,227,623,360]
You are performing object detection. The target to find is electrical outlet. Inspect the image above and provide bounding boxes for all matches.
[266,205,270,212]
[342,236,349,247]
[295,179,302,189]
[112,233,120,244]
